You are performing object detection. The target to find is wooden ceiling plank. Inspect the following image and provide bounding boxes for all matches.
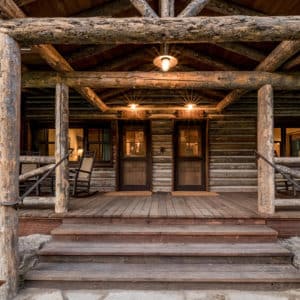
[22,71,300,90]
[214,42,265,62]
[3,17,300,44]
[129,0,158,18]
[15,0,38,7]
[0,0,108,112]
[176,46,238,70]
[216,40,300,112]
[178,0,211,17]
[206,0,264,16]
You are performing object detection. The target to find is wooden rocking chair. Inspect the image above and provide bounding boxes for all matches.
[71,151,97,197]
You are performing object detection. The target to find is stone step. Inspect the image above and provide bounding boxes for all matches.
[51,224,278,243]
[38,241,292,264]
[25,262,300,290]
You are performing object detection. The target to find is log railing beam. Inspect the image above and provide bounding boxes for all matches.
[55,82,69,213]
[0,33,20,300]
[22,71,300,90]
[2,17,300,44]
[257,84,275,215]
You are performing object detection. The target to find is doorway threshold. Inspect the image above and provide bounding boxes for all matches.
[104,191,152,197]
[171,191,219,197]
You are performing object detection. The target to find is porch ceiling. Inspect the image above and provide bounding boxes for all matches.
[1,0,300,112]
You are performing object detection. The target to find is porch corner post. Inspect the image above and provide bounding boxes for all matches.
[257,84,275,215]
[55,82,69,213]
[0,33,21,300]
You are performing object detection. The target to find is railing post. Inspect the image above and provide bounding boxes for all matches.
[257,84,275,214]
[0,33,21,300]
[55,82,69,213]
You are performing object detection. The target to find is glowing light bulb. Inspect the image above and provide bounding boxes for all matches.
[161,57,171,72]
[129,103,138,110]
[186,103,195,110]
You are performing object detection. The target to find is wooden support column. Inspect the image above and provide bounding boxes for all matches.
[257,84,275,215]
[55,82,69,213]
[0,33,21,300]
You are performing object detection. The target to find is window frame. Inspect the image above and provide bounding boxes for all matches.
[28,121,113,167]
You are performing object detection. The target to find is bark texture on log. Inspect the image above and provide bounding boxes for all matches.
[178,0,211,17]
[20,156,55,164]
[22,71,300,90]
[1,17,300,44]
[275,157,300,164]
[19,164,55,182]
[0,33,20,300]
[257,84,275,215]
[55,83,69,214]
[129,0,158,17]
[216,40,300,112]
[0,0,108,112]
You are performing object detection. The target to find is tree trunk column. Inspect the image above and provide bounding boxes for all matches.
[55,82,69,213]
[0,33,21,300]
[257,84,275,215]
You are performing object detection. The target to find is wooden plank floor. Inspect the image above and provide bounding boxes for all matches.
[17,192,300,219]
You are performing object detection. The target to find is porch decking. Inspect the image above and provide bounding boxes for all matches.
[18,192,300,219]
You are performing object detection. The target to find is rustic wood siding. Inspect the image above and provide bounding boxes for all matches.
[151,119,174,192]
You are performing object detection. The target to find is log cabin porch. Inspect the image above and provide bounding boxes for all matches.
[2,0,300,297]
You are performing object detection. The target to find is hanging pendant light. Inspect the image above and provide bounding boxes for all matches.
[153,44,178,72]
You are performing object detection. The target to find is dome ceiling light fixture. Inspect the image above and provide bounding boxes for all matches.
[153,44,178,72]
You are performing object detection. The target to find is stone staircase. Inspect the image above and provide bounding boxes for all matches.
[24,219,300,290]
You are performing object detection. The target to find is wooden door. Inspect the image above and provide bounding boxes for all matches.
[119,122,151,191]
[174,122,205,191]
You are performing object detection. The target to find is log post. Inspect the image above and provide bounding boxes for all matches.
[0,33,21,300]
[55,82,69,213]
[257,84,275,215]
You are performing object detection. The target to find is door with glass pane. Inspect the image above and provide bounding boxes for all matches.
[174,123,205,191]
[119,122,151,190]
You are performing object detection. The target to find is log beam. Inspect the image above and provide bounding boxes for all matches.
[22,71,300,90]
[0,33,20,300]
[0,0,108,112]
[19,164,55,182]
[178,0,211,17]
[1,17,300,44]
[216,40,300,112]
[257,84,275,215]
[129,0,158,18]
[55,83,69,213]
[20,156,55,164]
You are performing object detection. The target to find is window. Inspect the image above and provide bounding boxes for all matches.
[31,124,112,164]
[87,128,111,162]
[274,127,300,157]
[178,126,201,157]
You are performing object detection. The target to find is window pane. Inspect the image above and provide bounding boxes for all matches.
[87,128,111,162]
[124,130,146,157]
[286,128,300,157]
[68,128,84,161]
[274,128,281,157]
[48,129,55,143]
[88,128,100,142]
[179,127,201,157]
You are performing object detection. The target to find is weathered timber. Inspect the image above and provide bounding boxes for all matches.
[0,0,108,112]
[216,41,300,112]
[22,71,300,90]
[160,0,171,17]
[20,156,55,164]
[274,157,300,164]
[19,164,55,182]
[2,17,300,44]
[276,165,300,178]
[129,0,158,17]
[55,83,69,213]
[178,0,211,17]
[22,196,55,207]
[0,33,20,300]
[257,85,275,215]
